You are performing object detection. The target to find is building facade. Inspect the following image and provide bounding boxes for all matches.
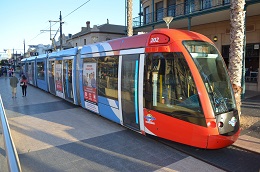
[133,0,260,91]
[66,21,127,48]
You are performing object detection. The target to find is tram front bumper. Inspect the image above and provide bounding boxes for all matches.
[206,128,241,149]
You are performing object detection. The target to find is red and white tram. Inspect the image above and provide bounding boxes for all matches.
[22,28,240,149]
[79,28,240,149]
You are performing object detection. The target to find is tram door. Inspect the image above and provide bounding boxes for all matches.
[63,59,74,102]
[31,62,35,86]
[121,54,140,131]
[48,60,56,95]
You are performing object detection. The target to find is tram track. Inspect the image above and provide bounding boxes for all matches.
[231,144,260,155]
[149,135,260,172]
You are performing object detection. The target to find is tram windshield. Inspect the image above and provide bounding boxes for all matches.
[145,52,205,126]
[183,41,236,115]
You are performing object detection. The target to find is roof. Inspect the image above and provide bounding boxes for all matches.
[71,24,125,38]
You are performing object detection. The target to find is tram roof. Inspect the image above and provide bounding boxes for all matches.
[26,56,37,61]
[49,47,78,58]
[80,29,212,55]
[21,58,27,62]
[37,53,48,59]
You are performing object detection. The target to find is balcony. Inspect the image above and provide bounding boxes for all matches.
[133,0,260,32]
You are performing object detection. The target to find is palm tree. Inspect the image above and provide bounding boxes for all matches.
[228,0,246,115]
[127,0,133,36]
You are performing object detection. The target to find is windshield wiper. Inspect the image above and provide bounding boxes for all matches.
[202,73,228,114]
[212,92,228,114]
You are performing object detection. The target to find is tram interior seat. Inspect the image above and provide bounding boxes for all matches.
[105,88,131,101]
[105,88,117,98]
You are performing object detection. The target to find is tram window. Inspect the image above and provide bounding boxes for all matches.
[48,61,55,78]
[28,63,31,79]
[97,56,119,99]
[48,60,55,94]
[144,52,204,125]
[183,41,236,114]
[37,62,45,80]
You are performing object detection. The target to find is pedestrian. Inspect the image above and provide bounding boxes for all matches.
[20,75,28,97]
[8,68,12,77]
[3,67,7,80]
[9,73,19,98]
[11,68,14,76]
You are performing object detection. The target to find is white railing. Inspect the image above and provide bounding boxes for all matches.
[0,95,22,172]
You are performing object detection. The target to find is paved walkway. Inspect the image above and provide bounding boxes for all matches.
[233,90,260,154]
[0,76,224,171]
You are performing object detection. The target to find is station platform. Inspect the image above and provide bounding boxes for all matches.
[0,76,224,171]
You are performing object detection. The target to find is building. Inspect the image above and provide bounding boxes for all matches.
[133,0,260,91]
[66,21,127,47]
[54,34,74,50]
[27,44,51,55]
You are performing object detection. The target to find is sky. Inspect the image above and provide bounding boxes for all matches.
[0,0,139,59]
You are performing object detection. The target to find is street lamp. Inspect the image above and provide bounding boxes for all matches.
[213,36,218,42]
[163,16,174,29]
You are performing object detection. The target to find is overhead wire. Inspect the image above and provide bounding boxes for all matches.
[28,0,91,43]
[63,0,91,19]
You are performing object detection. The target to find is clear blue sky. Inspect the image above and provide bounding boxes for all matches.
[0,0,139,59]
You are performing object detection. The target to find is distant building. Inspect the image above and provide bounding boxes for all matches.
[27,44,51,56]
[54,34,73,50]
[65,21,127,47]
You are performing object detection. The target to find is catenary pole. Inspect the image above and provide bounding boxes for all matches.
[60,11,63,50]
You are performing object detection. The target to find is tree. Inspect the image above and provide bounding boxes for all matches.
[127,0,133,36]
[0,59,8,66]
[228,0,246,115]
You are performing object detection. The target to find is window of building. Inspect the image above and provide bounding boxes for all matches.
[224,0,230,4]
[222,44,259,82]
[84,39,86,45]
[144,6,150,24]
[221,45,230,66]
[156,1,164,22]
[185,0,195,14]
[167,0,176,17]
[202,0,211,9]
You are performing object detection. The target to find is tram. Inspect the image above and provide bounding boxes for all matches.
[21,29,240,149]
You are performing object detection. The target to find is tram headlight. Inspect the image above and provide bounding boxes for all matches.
[207,121,216,128]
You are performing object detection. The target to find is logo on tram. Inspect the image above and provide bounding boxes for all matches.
[145,114,156,125]
[228,117,237,127]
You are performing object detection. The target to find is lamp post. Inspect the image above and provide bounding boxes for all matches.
[163,16,174,29]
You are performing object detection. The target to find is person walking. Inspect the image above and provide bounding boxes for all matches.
[10,73,19,98]
[20,75,28,97]
[3,67,7,80]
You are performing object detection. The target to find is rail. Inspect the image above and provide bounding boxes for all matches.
[0,95,22,172]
